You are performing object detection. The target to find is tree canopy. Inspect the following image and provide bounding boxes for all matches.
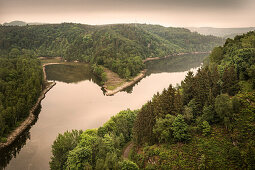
[0,57,43,142]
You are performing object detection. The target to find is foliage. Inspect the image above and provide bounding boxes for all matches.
[201,121,211,136]
[172,114,190,142]
[133,85,183,145]
[214,94,233,130]
[50,109,137,169]
[119,160,139,170]
[65,145,93,170]
[49,31,255,169]
[130,31,255,169]
[183,106,194,123]
[0,57,43,140]
[0,23,222,78]
[91,64,107,84]
[201,105,216,124]
[153,114,175,143]
[209,46,223,63]
[50,130,82,170]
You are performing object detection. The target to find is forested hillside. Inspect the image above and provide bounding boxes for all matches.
[0,23,223,78]
[0,57,43,142]
[50,31,255,169]
[131,31,255,169]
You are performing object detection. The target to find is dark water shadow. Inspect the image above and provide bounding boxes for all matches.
[0,105,41,170]
[45,63,101,85]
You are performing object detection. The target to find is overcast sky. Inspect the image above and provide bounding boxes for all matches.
[0,0,254,27]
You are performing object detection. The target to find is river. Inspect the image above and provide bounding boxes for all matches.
[1,53,206,170]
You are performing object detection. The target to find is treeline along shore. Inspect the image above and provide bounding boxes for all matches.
[0,63,56,149]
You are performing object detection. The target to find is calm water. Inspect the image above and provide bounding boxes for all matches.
[1,54,206,170]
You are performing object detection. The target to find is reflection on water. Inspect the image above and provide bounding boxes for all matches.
[125,53,207,93]
[145,53,206,75]
[2,54,207,170]
[0,105,41,169]
[45,63,100,84]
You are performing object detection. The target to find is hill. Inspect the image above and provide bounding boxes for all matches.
[3,21,27,26]
[0,23,223,78]
[187,27,255,38]
[49,31,255,169]
[2,20,47,26]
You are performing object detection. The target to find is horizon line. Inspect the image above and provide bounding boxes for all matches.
[2,20,255,29]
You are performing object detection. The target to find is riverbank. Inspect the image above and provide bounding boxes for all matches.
[143,51,210,63]
[43,63,61,80]
[0,63,57,149]
[103,51,209,96]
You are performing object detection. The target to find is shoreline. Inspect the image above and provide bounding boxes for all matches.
[104,69,147,96]
[42,62,61,79]
[104,51,210,96]
[0,63,57,149]
[143,51,210,63]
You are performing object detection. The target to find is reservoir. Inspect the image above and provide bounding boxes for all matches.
[1,54,206,170]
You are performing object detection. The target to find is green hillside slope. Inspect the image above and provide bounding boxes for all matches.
[0,23,223,78]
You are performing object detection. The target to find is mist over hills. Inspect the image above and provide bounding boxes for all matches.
[187,27,255,38]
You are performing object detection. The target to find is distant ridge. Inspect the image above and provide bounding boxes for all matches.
[3,21,27,26]
[187,27,255,38]
[3,20,47,26]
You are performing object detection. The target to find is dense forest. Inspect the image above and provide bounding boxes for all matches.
[0,57,43,142]
[0,23,222,78]
[50,31,255,169]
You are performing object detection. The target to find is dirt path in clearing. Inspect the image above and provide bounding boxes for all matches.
[123,142,133,159]
[104,67,125,88]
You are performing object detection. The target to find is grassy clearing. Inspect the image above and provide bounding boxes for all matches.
[104,67,125,90]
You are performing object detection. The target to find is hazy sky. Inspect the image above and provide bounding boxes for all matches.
[0,0,255,27]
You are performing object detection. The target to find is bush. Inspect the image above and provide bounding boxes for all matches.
[201,121,211,136]
[153,114,175,143]
[201,105,215,123]
[172,114,190,142]
[215,94,233,130]
[119,160,139,170]
[215,94,232,121]
[188,98,202,117]
[91,64,107,84]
